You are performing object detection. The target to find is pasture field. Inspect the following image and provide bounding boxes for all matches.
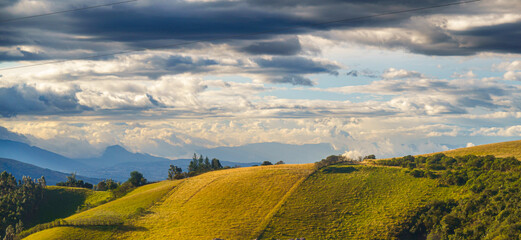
[260,165,466,239]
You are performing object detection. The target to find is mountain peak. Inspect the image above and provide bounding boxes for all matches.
[103,145,131,157]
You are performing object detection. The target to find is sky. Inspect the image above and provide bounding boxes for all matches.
[0,0,520,160]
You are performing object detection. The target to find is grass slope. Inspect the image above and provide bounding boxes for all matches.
[260,165,466,239]
[114,164,314,239]
[428,139,521,159]
[24,180,180,240]
[23,164,471,239]
[29,186,112,226]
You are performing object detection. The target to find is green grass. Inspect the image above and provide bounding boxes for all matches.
[259,165,467,240]
[23,163,471,240]
[114,164,314,240]
[29,186,113,227]
[431,139,521,159]
[23,181,180,240]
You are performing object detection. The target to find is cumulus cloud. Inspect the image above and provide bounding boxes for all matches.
[381,68,425,79]
[0,84,89,117]
[240,37,302,55]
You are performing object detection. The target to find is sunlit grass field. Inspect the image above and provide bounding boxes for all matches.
[24,180,180,240]
[114,164,314,239]
[23,163,471,239]
[432,139,521,159]
[260,165,467,239]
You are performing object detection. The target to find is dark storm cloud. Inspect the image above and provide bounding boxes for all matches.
[0,0,520,61]
[0,85,90,117]
[254,56,340,75]
[0,47,49,61]
[241,38,302,55]
[269,75,314,86]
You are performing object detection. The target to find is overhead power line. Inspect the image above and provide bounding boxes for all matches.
[0,0,138,24]
[0,0,480,72]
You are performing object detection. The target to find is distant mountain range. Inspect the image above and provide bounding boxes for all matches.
[0,157,100,185]
[198,142,335,164]
[0,139,335,183]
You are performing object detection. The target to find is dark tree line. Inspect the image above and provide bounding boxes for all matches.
[375,154,521,239]
[56,173,93,189]
[167,154,224,180]
[1,172,45,239]
[187,153,223,176]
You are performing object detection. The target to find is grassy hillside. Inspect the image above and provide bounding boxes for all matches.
[23,164,314,240]
[259,165,466,239]
[22,163,465,240]
[23,180,181,240]
[29,186,112,227]
[427,139,521,159]
[114,164,314,239]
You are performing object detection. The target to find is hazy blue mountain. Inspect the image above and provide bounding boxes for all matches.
[77,159,257,182]
[0,139,329,183]
[0,139,89,173]
[197,142,335,164]
[0,157,101,185]
[76,145,170,168]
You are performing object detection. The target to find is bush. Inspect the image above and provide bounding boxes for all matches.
[261,161,273,166]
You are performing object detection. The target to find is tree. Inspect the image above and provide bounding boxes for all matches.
[168,165,183,180]
[204,157,211,171]
[128,171,147,187]
[275,161,285,165]
[96,181,108,191]
[261,161,273,166]
[3,225,14,240]
[15,220,23,234]
[211,158,223,170]
[105,179,119,190]
[56,173,92,189]
[364,154,376,160]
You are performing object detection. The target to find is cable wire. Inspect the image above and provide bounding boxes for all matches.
[0,0,138,24]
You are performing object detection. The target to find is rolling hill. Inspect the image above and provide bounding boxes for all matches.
[21,164,461,239]
[19,140,521,239]
[428,139,521,159]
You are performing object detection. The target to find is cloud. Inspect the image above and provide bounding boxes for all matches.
[3,0,517,62]
[268,75,314,86]
[382,68,424,79]
[254,56,340,75]
[346,69,379,78]
[451,71,476,79]
[0,84,89,117]
[240,37,302,55]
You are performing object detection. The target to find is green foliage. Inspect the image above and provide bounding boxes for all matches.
[0,171,44,239]
[167,165,184,180]
[111,182,135,199]
[261,161,273,166]
[56,173,93,189]
[377,153,521,239]
[128,171,147,187]
[187,153,223,176]
[314,155,358,170]
[96,179,119,191]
